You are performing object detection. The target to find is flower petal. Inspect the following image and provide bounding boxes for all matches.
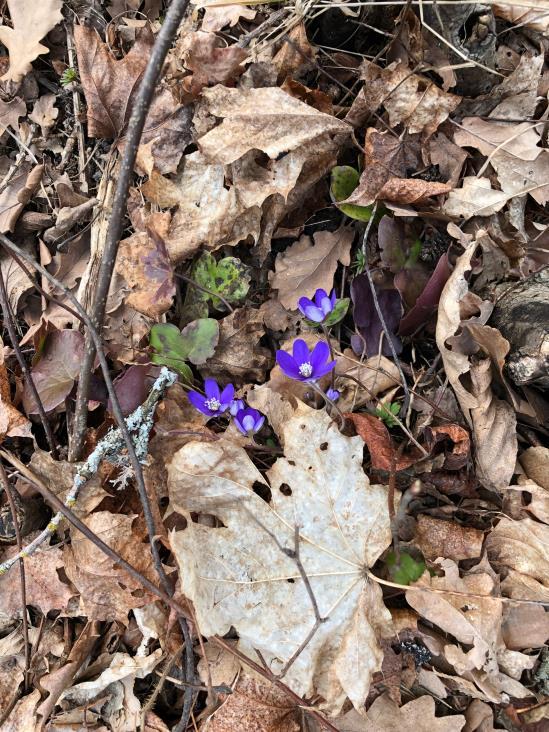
[313,360,337,379]
[276,350,301,379]
[187,390,210,415]
[303,305,325,322]
[204,378,220,400]
[330,289,337,307]
[320,296,333,316]
[298,296,314,315]
[292,339,310,365]
[314,288,328,306]
[309,341,330,370]
[220,383,235,407]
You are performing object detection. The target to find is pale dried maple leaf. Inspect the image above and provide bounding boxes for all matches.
[198,85,350,165]
[0,0,62,82]
[169,403,393,715]
[270,228,354,310]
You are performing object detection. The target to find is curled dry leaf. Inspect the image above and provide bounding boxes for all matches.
[436,245,517,491]
[0,346,31,441]
[0,163,43,233]
[169,403,393,715]
[346,412,419,472]
[334,349,401,412]
[348,61,460,137]
[63,512,157,623]
[270,228,353,309]
[520,446,549,490]
[0,96,25,132]
[180,31,247,99]
[195,0,256,32]
[493,1,549,32]
[424,423,470,470]
[272,23,315,82]
[0,0,63,82]
[29,94,58,136]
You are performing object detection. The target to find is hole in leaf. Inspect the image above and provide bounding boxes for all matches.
[287,578,295,583]
[279,483,292,496]
[319,442,328,451]
[253,481,272,502]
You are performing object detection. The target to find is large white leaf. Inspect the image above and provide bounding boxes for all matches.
[168,403,392,715]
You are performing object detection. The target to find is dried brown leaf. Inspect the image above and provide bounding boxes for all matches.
[442,177,508,219]
[0,0,62,82]
[494,2,549,34]
[29,93,58,136]
[202,673,300,732]
[0,96,25,132]
[414,515,484,561]
[357,693,465,731]
[346,412,418,471]
[270,228,353,309]
[196,0,256,32]
[180,31,246,98]
[198,85,350,165]
[201,307,272,384]
[520,446,549,490]
[0,351,31,441]
[272,23,315,81]
[349,61,460,136]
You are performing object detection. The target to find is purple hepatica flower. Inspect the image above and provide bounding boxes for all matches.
[298,288,336,323]
[234,407,265,436]
[326,388,340,402]
[276,339,336,382]
[188,378,234,417]
[229,398,245,417]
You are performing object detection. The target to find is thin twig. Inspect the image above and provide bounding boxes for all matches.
[0,264,58,457]
[71,0,192,462]
[0,462,30,689]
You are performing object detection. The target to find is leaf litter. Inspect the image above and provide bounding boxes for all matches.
[0,1,548,730]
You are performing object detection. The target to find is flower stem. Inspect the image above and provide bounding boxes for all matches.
[309,381,346,430]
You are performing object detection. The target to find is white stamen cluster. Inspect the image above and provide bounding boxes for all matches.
[298,362,313,378]
[205,397,221,412]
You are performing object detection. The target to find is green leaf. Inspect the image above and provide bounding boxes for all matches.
[323,298,350,327]
[330,166,373,222]
[375,402,401,428]
[150,323,194,383]
[193,253,251,310]
[178,318,219,365]
[386,551,426,586]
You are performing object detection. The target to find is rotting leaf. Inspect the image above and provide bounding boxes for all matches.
[169,403,393,715]
[330,166,375,221]
[150,318,219,378]
[184,252,251,320]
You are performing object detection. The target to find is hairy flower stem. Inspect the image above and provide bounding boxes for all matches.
[309,381,346,430]
[320,324,336,389]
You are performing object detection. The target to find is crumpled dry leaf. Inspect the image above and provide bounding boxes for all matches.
[407,559,531,700]
[194,0,256,32]
[502,604,549,650]
[454,117,549,206]
[0,542,75,618]
[197,85,350,165]
[29,93,58,136]
[436,245,517,491]
[0,0,63,82]
[355,693,465,731]
[116,211,175,318]
[442,177,508,219]
[0,163,43,233]
[201,307,272,384]
[169,403,393,715]
[272,23,315,82]
[414,515,484,562]
[202,672,300,732]
[180,31,246,98]
[0,688,41,731]
[334,349,401,413]
[142,151,262,263]
[270,228,353,309]
[63,512,157,623]
[348,61,460,137]
[520,446,549,490]
[346,412,419,471]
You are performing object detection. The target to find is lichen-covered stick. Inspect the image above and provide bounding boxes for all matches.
[0,367,176,576]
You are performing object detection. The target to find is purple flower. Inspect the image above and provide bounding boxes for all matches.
[326,388,340,402]
[276,339,336,382]
[229,398,245,417]
[234,407,265,436]
[188,378,234,417]
[298,288,336,323]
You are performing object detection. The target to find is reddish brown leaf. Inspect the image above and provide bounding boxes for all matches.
[180,31,247,99]
[345,412,418,471]
[424,423,471,470]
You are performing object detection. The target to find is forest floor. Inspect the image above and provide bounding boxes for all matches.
[0,0,548,730]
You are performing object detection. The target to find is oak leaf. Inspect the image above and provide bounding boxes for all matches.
[169,403,393,715]
[0,0,63,82]
[354,693,465,731]
[270,228,353,309]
